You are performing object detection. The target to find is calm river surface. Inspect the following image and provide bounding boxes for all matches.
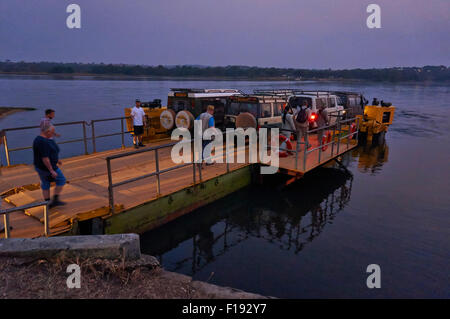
[1,75,449,298]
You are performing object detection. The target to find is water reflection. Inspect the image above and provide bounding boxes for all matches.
[350,142,389,175]
[141,167,354,275]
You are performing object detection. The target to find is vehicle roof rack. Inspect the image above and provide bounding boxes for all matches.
[170,88,242,94]
[253,89,299,96]
[254,89,331,97]
[254,89,364,98]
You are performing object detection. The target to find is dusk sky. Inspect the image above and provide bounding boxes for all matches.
[0,0,449,69]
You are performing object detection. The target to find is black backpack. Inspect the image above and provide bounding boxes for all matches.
[296,107,308,123]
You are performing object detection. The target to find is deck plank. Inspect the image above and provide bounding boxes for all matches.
[1,133,355,238]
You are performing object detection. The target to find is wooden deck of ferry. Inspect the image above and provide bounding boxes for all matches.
[1,131,357,239]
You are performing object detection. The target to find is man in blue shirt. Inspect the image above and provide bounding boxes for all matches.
[196,105,215,167]
[33,123,66,208]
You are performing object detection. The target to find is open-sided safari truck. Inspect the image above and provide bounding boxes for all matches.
[159,88,242,131]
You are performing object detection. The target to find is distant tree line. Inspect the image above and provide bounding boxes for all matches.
[0,61,448,82]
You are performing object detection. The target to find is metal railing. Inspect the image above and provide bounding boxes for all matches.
[1,116,132,166]
[90,116,131,153]
[0,201,49,238]
[106,140,199,214]
[105,131,246,214]
[266,114,360,171]
[301,117,360,171]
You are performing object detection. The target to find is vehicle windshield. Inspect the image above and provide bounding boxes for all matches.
[290,97,312,108]
[169,98,191,112]
[273,103,284,116]
[260,103,271,117]
[229,102,259,118]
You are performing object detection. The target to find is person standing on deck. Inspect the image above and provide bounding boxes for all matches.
[33,123,66,208]
[131,99,146,148]
[281,105,296,140]
[40,109,60,138]
[316,106,329,147]
[294,101,312,149]
[196,105,215,168]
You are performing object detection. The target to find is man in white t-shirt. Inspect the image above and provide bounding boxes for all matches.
[130,99,146,148]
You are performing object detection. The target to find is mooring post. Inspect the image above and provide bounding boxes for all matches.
[356,117,360,142]
[192,162,196,184]
[91,121,97,153]
[3,133,11,166]
[106,158,114,214]
[82,122,88,155]
[318,131,322,165]
[226,145,230,173]
[303,132,308,171]
[347,123,350,150]
[3,212,10,238]
[331,123,336,156]
[198,162,202,182]
[337,119,341,155]
[155,149,161,196]
[120,118,125,149]
[43,203,49,237]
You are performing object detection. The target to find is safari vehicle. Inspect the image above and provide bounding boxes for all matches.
[159,88,242,131]
[332,91,367,117]
[223,94,289,129]
[254,89,345,129]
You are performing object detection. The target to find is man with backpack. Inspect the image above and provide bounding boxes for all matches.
[294,101,312,149]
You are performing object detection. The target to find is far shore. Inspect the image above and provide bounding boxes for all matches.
[0,71,309,82]
[0,71,444,84]
[0,71,372,83]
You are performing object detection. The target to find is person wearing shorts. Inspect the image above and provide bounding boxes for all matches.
[131,99,146,148]
[33,123,66,208]
[196,105,215,168]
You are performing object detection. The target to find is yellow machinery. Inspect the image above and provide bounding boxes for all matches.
[356,105,395,143]
[124,106,170,142]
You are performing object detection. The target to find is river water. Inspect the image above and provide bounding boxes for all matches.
[0,75,449,298]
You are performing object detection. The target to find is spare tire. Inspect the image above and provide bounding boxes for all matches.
[175,110,195,130]
[160,109,176,130]
[235,112,257,129]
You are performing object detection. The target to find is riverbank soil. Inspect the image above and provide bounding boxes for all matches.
[0,255,200,298]
[0,255,266,299]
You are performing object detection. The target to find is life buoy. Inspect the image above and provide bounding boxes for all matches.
[160,109,176,130]
[175,110,195,130]
[322,131,332,151]
[235,112,257,129]
[279,135,293,157]
[350,122,357,139]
